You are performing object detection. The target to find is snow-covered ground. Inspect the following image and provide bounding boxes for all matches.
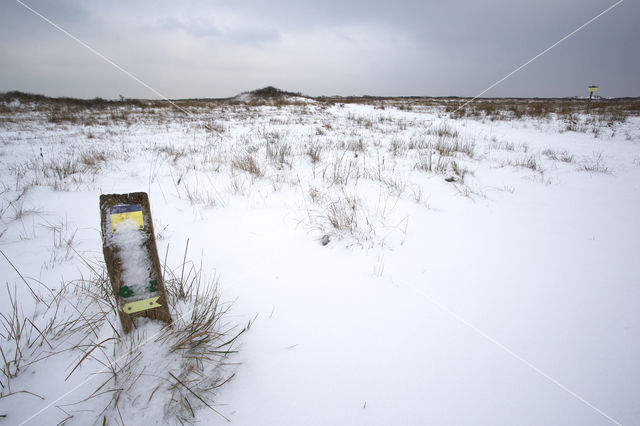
[1,96,639,425]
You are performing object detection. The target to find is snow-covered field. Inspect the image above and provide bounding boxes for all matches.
[1,94,639,425]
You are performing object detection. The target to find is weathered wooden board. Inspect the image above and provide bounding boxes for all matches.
[99,192,171,334]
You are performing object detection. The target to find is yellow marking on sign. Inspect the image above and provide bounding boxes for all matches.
[588,87,598,92]
[122,297,161,314]
[110,211,144,233]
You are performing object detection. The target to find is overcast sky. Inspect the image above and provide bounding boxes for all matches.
[1,0,638,99]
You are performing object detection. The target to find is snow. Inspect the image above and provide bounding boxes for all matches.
[1,98,639,425]
[108,219,152,297]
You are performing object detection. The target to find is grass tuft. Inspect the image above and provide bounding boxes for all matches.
[232,154,263,177]
[0,248,244,424]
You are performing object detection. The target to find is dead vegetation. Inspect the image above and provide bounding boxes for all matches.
[0,248,245,424]
[443,98,640,124]
[1,88,635,246]
[4,90,638,123]
[232,154,264,177]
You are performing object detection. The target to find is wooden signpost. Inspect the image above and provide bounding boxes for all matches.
[100,192,171,334]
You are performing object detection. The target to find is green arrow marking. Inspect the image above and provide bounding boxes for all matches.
[118,286,134,298]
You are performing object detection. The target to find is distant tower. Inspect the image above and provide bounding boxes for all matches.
[587,85,598,111]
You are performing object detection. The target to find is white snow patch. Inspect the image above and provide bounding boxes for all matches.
[108,219,152,296]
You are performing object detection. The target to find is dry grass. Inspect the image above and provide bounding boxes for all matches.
[305,141,324,164]
[232,154,263,177]
[0,246,244,424]
[444,98,640,125]
[266,140,292,170]
[3,91,637,130]
[542,148,575,163]
[1,88,633,252]
[323,153,360,186]
[500,155,543,173]
[580,152,611,174]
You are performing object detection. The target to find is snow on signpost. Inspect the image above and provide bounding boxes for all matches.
[100,192,171,334]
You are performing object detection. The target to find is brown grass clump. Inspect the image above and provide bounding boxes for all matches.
[232,154,263,177]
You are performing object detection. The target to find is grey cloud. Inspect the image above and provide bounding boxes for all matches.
[0,0,637,98]
[226,27,280,45]
[156,17,222,38]
[155,16,279,45]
